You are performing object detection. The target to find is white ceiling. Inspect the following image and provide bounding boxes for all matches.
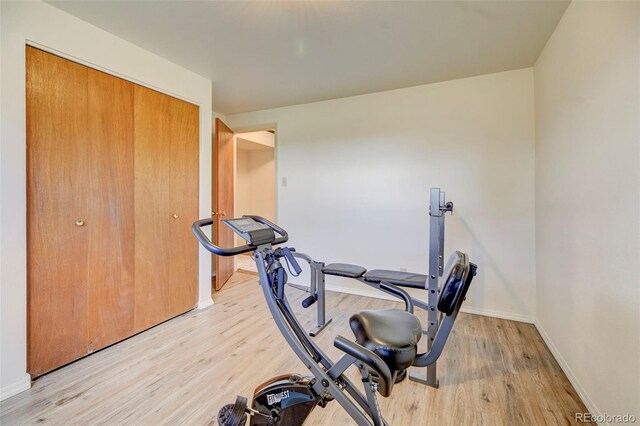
[237,138,274,152]
[236,131,275,151]
[47,1,570,114]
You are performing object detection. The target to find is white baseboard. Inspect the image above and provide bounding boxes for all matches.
[534,320,603,425]
[0,374,31,401]
[324,283,534,324]
[460,305,534,324]
[197,297,214,310]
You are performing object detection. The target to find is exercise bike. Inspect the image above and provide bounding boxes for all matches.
[192,216,477,426]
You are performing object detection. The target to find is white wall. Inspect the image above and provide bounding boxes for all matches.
[227,68,537,323]
[235,146,276,221]
[0,1,213,400]
[234,135,276,248]
[534,1,640,420]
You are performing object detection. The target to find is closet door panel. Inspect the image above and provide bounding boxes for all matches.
[168,99,199,315]
[133,86,173,331]
[86,69,135,351]
[27,47,90,376]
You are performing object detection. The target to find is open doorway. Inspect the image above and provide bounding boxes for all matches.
[212,119,277,290]
[234,130,276,274]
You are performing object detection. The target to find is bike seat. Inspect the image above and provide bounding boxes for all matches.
[349,309,422,372]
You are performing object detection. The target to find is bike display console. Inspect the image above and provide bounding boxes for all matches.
[223,217,276,246]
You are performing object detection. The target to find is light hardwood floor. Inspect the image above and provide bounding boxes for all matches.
[1,272,592,425]
[236,253,258,275]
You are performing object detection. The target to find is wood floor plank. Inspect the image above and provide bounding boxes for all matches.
[1,272,593,425]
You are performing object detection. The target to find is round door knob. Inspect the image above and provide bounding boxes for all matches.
[75,219,85,227]
[172,213,179,219]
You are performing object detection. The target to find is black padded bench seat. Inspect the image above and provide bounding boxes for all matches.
[364,270,427,289]
[323,263,367,278]
[323,263,428,289]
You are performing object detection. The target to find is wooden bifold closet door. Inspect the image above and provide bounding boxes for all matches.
[27,47,198,377]
[133,85,199,332]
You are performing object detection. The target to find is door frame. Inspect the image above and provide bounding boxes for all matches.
[230,123,279,225]
[212,121,279,283]
[213,117,235,290]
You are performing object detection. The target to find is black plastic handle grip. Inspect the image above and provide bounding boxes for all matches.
[283,247,302,275]
[276,267,286,300]
[301,295,317,308]
[191,215,289,256]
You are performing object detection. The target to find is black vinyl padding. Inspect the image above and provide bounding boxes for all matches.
[364,270,427,289]
[323,263,367,278]
[437,251,471,315]
[349,309,422,372]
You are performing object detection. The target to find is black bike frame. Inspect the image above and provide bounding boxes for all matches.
[254,247,388,426]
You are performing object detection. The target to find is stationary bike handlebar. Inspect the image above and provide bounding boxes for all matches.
[191,215,289,256]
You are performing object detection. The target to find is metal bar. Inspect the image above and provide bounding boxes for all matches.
[438,192,446,276]
[291,251,314,263]
[288,252,314,293]
[287,283,311,293]
[409,187,441,388]
[310,262,333,336]
[341,375,375,418]
[412,298,430,312]
[327,354,356,380]
[288,252,333,336]
[309,259,318,295]
[281,296,333,370]
[358,365,385,426]
[353,278,422,310]
[412,315,457,367]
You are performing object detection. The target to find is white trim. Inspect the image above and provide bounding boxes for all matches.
[25,41,200,106]
[0,374,31,401]
[197,298,214,310]
[534,320,603,425]
[324,284,535,323]
[459,306,534,324]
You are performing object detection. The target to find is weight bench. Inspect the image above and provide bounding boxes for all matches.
[321,263,432,311]
[310,254,474,388]
[324,263,428,288]
[288,188,454,388]
[289,260,432,337]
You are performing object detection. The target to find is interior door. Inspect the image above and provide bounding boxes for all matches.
[167,96,199,315]
[27,46,197,375]
[134,85,199,331]
[86,68,135,353]
[133,85,172,331]
[214,118,235,289]
[27,47,90,376]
